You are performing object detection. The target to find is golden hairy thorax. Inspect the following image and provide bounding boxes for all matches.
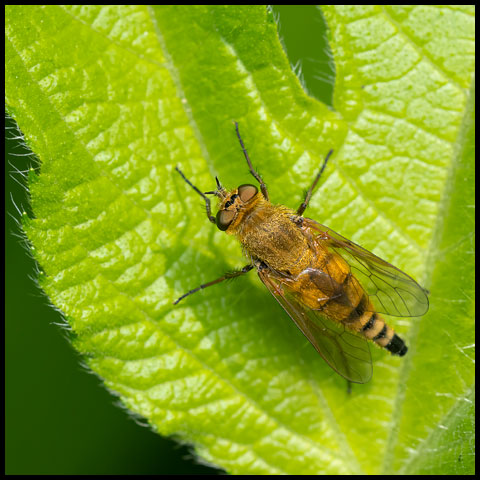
[226,194,312,275]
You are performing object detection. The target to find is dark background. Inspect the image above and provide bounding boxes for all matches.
[5,6,333,475]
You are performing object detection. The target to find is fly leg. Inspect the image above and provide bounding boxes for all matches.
[234,122,269,201]
[175,166,216,224]
[296,149,333,216]
[346,380,352,395]
[173,264,254,305]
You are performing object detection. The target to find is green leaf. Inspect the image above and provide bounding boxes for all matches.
[5,5,475,475]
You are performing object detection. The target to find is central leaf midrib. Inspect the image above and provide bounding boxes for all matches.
[148,6,218,180]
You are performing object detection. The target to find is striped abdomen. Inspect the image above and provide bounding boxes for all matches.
[293,249,408,356]
[342,292,408,356]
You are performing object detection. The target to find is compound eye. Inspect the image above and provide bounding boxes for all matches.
[238,184,258,203]
[216,209,235,231]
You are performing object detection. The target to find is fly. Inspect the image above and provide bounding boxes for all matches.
[173,123,429,383]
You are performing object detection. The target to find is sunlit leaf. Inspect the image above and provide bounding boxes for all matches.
[5,5,474,474]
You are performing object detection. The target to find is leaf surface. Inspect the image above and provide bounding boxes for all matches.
[5,5,475,474]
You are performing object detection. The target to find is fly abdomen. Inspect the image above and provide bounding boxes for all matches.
[342,291,408,356]
[358,311,407,356]
[384,333,408,356]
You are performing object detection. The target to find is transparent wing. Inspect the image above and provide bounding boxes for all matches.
[301,218,429,317]
[258,267,372,384]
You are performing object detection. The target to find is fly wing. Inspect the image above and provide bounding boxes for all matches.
[258,267,372,384]
[301,218,429,317]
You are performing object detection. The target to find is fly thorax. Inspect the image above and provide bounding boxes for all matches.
[238,204,310,273]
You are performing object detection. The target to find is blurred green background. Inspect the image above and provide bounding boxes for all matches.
[5,5,332,475]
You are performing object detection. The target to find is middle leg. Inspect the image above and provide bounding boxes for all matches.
[173,264,254,305]
[296,149,333,216]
